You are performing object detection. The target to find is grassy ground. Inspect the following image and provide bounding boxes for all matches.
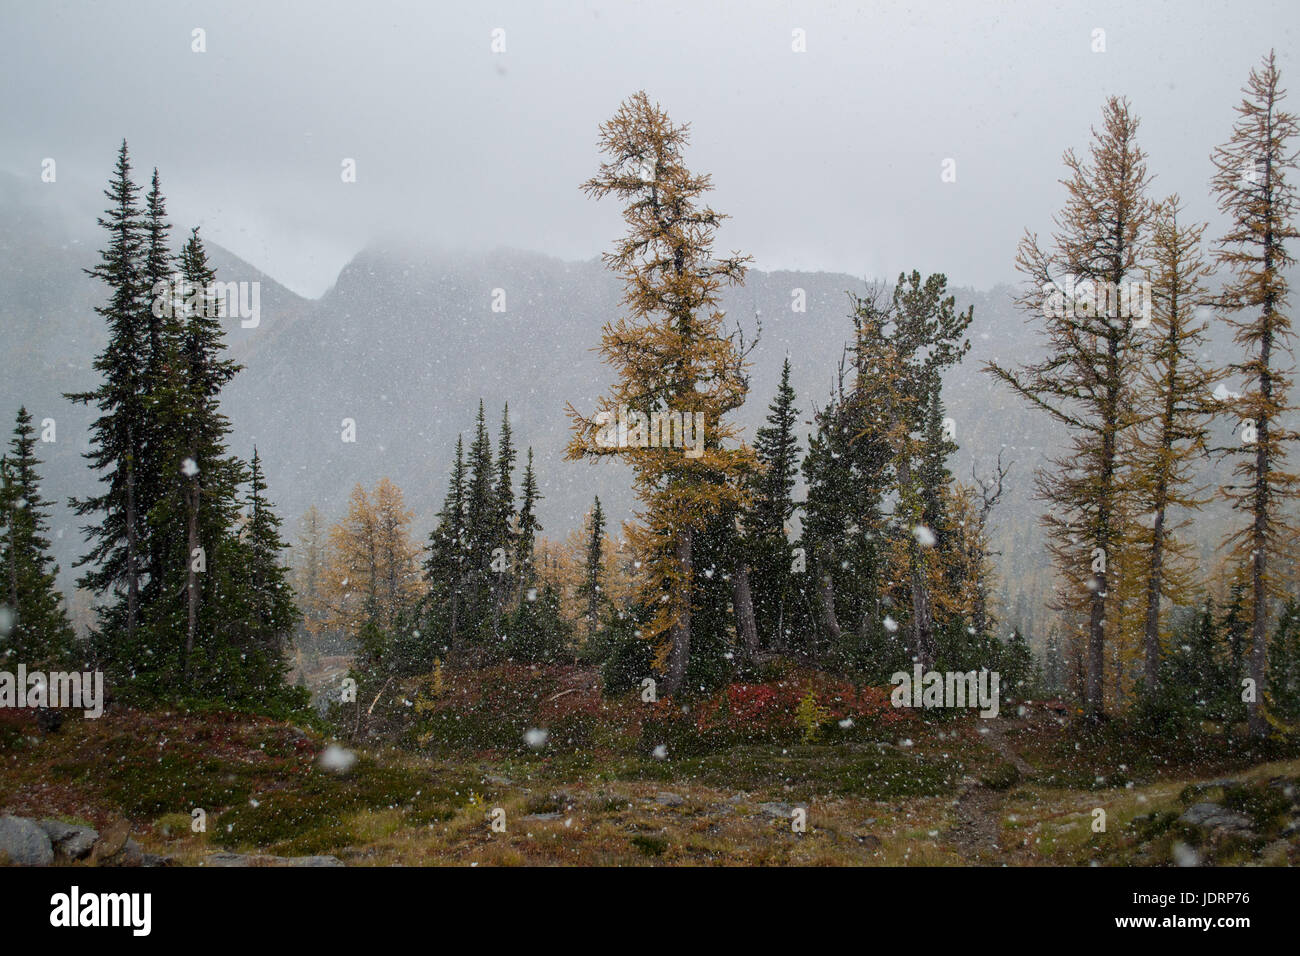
[3,665,1299,866]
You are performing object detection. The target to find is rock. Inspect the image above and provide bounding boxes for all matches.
[99,837,145,867]
[0,815,54,866]
[520,812,562,821]
[758,802,802,819]
[1179,803,1255,835]
[38,820,98,861]
[654,792,684,807]
[203,852,344,867]
[89,820,131,864]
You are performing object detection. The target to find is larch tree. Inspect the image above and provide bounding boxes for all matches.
[986,96,1154,716]
[566,91,755,695]
[1209,50,1300,737]
[1129,194,1222,693]
[295,505,329,646]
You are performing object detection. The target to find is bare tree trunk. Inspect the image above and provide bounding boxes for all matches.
[664,527,693,695]
[816,563,841,653]
[733,563,759,658]
[1249,371,1271,738]
[1142,506,1167,694]
[909,546,937,670]
[125,436,138,642]
[183,480,199,685]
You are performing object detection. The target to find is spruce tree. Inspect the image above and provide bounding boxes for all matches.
[577,495,606,640]
[463,401,495,637]
[242,449,297,676]
[0,408,76,669]
[425,435,467,649]
[139,168,175,598]
[491,405,516,628]
[153,227,243,686]
[67,140,149,656]
[515,448,542,602]
[750,358,800,650]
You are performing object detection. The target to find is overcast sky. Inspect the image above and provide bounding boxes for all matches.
[2,0,1296,297]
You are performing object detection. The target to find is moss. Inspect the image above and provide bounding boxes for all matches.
[212,757,466,853]
[630,834,668,857]
[1222,782,1292,830]
[979,761,1021,791]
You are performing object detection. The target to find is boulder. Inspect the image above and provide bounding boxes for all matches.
[0,815,55,866]
[38,820,99,861]
[1179,803,1255,836]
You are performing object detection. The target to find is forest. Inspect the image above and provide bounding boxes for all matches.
[3,49,1300,872]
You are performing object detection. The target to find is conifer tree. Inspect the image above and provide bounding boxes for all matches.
[1209,50,1300,736]
[987,97,1155,716]
[1129,195,1222,693]
[160,227,243,683]
[567,91,755,694]
[0,408,76,668]
[139,169,174,595]
[577,496,606,639]
[463,401,495,636]
[515,448,542,603]
[67,141,149,651]
[491,405,516,628]
[324,479,419,640]
[750,357,800,650]
[425,436,467,648]
[242,449,297,668]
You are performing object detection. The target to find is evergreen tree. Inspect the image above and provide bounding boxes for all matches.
[157,227,243,685]
[750,358,800,650]
[515,448,542,602]
[491,405,516,629]
[139,168,175,597]
[67,141,149,655]
[577,496,606,642]
[0,408,76,669]
[241,449,297,677]
[463,401,495,638]
[1267,599,1300,722]
[1209,50,1300,737]
[425,435,467,649]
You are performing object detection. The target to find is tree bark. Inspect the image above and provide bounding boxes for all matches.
[733,563,759,658]
[664,527,693,695]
